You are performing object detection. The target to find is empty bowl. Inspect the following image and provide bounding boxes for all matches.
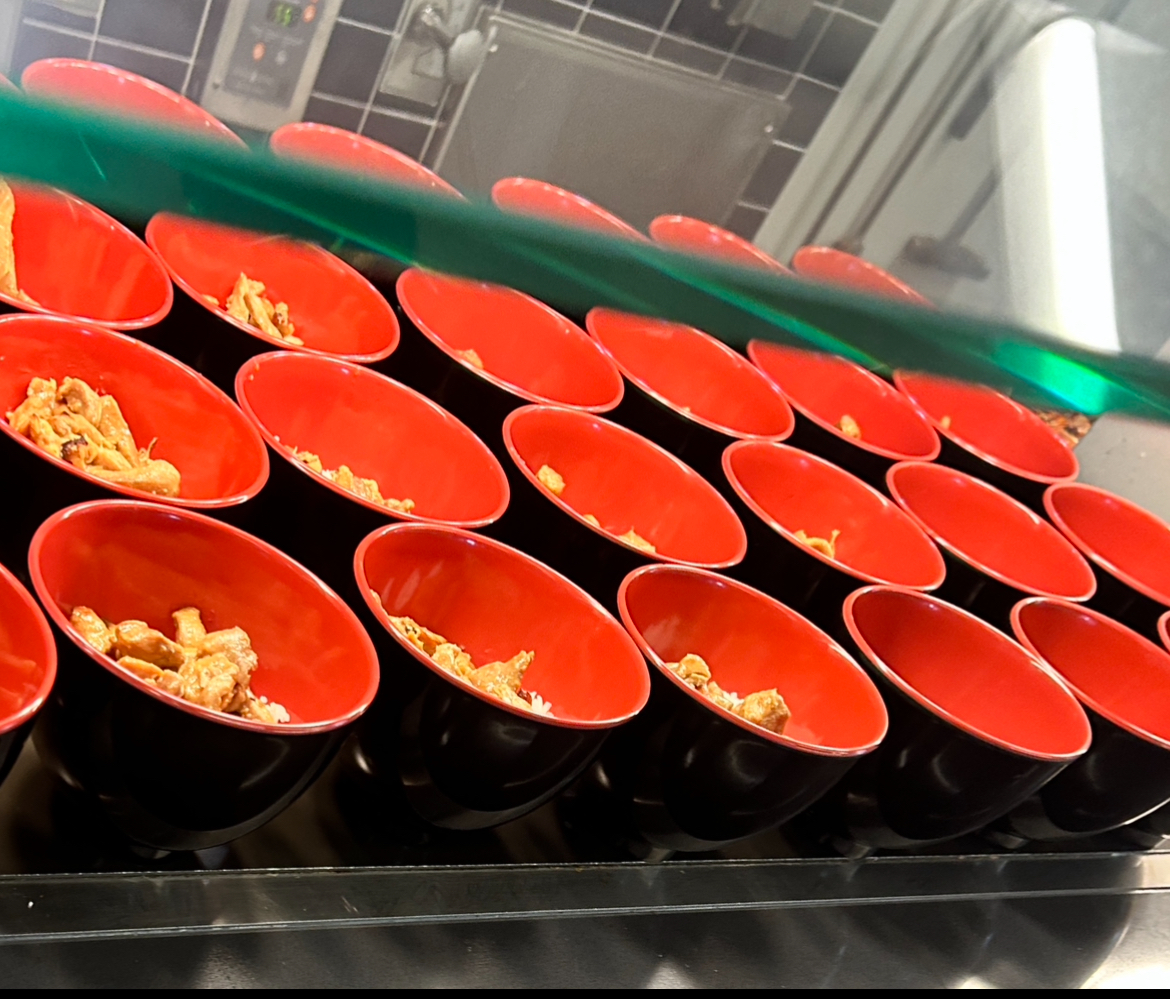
[748,340,939,487]
[146,212,400,391]
[0,314,268,571]
[791,246,931,305]
[585,308,794,489]
[817,586,1090,851]
[490,177,646,241]
[500,405,747,610]
[723,441,945,632]
[235,350,509,602]
[894,371,1079,509]
[29,500,380,851]
[649,215,790,273]
[1001,598,1170,841]
[587,564,887,852]
[354,523,650,830]
[888,461,1095,627]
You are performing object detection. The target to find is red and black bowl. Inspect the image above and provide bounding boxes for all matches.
[1043,483,1170,639]
[585,308,794,490]
[490,177,647,241]
[814,586,1090,852]
[894,371,1079,510]
[722,441,945,633]
[0,560,56,790]
[391,268,624,459]
[748,340,939,488]
[0,181,172,330]
[235,351,509,603]
[648,215,791,273]
[791,246,931,305]
[888,461,1095,628]
[146,213,400,391]
[28,500,380,852]
[500,405,747,611]
[582,565,887,852]
[0,314,268,573]
[997,598,1170,842]
[353,523,650,830]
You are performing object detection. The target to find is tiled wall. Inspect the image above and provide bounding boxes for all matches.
[8,0,892,239]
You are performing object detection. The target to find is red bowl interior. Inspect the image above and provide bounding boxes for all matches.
[1045,484,1170,607]
[1014,598,1170,750]
[356,524,650,727]
[0,561,56,737]
[504,405,747,567]
[748,341,940,460]
[724,441,945,589]
[147,213,399,364]
[846,586,1090,759]
[396,269,623,410]
[236,351,508,527]
[269,122,462,197]
[586,308,794,439]
[887,462,1095,600]
[30,501,379,733]
[648,215,790,274]
[490,177,647,241]
[894,371,1078,484]
[619,565,887,753]
[791,246,930,305]
[21,59,244,145]
[0,314,268,507]
[0,181,172,329]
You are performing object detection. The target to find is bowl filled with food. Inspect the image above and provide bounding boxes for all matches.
[748,341,939,488]
[722,441,945,633]
[28,500,379,851]
[893,371,1079,510]
[791,246,931,305]
[0,314,268,570]
[354,523,650,830]
[490,177,646,241]
[814,586,1091,853]
[582,564,887,853]
[887,461,1095,628]
[500,405,747,610]
[584,308,794,490]
[145,213,400,390]
[391,268,624,457]
[235,350,509,602]
[648,215,790,273]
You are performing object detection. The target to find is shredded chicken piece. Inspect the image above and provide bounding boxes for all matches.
[673,652,711,689]
[71,606,113,655]
[664,652,790,734]
[838,414,862,440]
[222,272,304,346]
[794,528,841,559]
[112,620,186,669]
[289,446,415,512]
[0,179,37,305]
[457,348,484,369]
[618,528,656,554]
[537,464,565,496]
[172,606,207,648]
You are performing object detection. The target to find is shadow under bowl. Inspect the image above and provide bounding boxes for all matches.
[648,214,790,273]
[28,500,379,851]
[354,522,650,830]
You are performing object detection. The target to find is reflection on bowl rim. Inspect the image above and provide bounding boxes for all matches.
[489,176,649,242]
[648,214,792,274]
[0,560,57,737]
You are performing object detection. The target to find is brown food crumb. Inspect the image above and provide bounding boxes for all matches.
[202,294,220,308]
[537,464,565,496]
[457,348,484,369]
[289,446,414,512]
[618,528,656,554]
[794,528,840,559]
[225,273,303,346]
[0,178,37,305]
[839,414,862,439]
[1035,409,1093,448]
[665,652,789,734]
[940,415,952,430]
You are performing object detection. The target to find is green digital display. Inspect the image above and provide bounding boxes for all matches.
[267,1,302,27]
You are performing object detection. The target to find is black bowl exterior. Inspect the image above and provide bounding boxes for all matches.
[1083,564,1168,642]
[32,624,347,852]
[931,548,1032,633]
[785,412,896,491]
[570,666,859,852]
[0,717,34,791]
[354,608,608,830]
[934,434,1049,512]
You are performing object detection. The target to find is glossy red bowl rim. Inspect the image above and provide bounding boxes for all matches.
[845,585,1089,761]
[887,461,1096,601]
[503,404,748,568]
[584,309,795,442]
[21,58,246,146]
[268,121,464,197]
[1044,482,1170,608]
[29,499,381,735]
[618,563,888,755]
[722,440,946,590]
[396,269,624,412]
[892,370,1079,485]
[747,341,942,462]
[146,213,400,365]
[0,314,270,508]
[234,351,510,528]
[648,215,791,274]
[355,521,651,730]
[0,560,58,738]
[490,177,649,241]
[792,246,932,306]
[0,185,174,330]
[1158,610,1170,652]
[1012,596,1170,752]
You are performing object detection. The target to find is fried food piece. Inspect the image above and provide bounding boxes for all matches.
[113,620,186,669]
[97,395,140,466]
[178,653,241,712]
[618,529,656,554]
[172,606,207,648]
[6,377,56,435]
[735,689,790,734]
[940,415,952,430]
[794,528,840,559]
[583,513,600,527]
[665,652,790,735]
[457,348,484,369]
[290,447,415,512]
[202,294,220,308]
[28,415,69,458]
[292,448,324,473]
[59,377,103,425]
[240,696,290,724]
[89,459,181,497]
[537,465,565,496]
[839,414,862,440]
[433,642,475,680]
[389,616,448,657]
[1036,409,1093,448]
[0,178,37,305]
[70,606,113,654]
[225,273,304,345]
[118,656,168,683]
[673,652,711,689]
[199,626,259,683]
